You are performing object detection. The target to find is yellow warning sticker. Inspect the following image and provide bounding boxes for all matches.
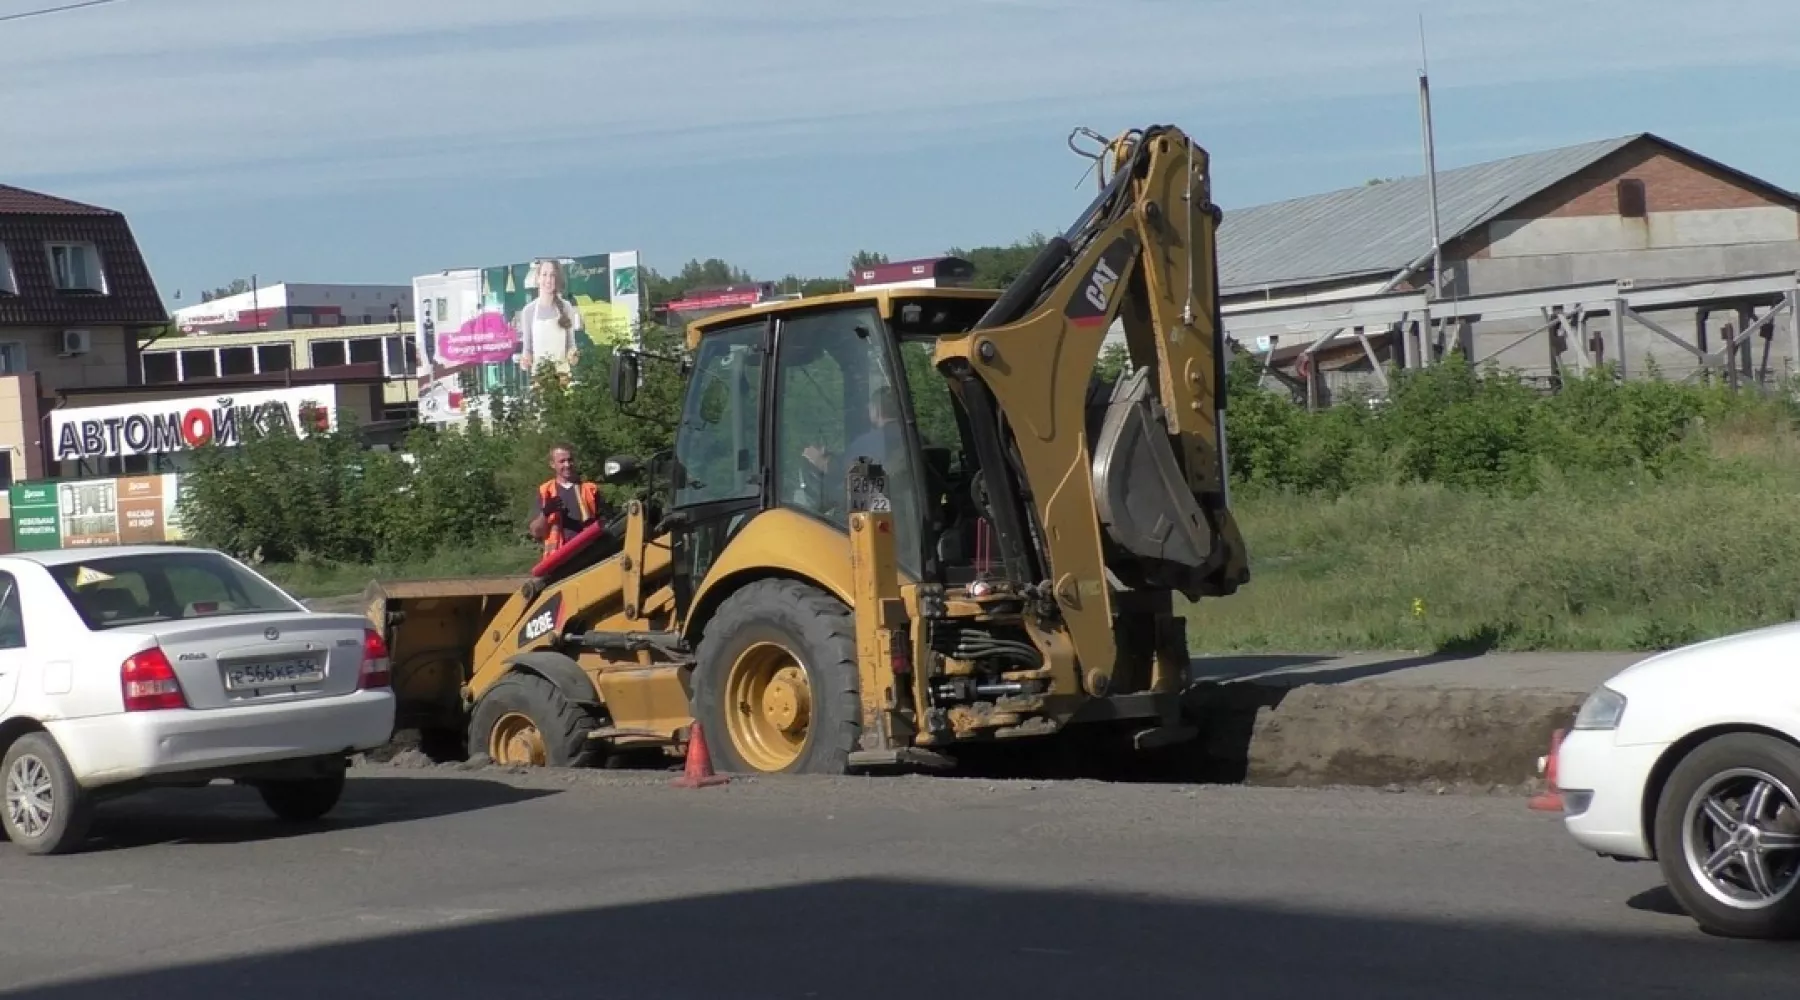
[73,567,114,587]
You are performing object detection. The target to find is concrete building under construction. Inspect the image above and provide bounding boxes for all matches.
[1219,133,1800,405]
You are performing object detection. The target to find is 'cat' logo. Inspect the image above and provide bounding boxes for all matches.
[1084,256,1120,313]
[1063,233,1136,329]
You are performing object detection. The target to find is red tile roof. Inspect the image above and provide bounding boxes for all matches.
[0,183,114,217]
[0,182,168,326]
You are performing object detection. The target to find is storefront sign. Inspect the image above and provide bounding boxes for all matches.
[9,483,61,552]
[117,475,167,544]
[59,479,119,547]
[49,387,335,462]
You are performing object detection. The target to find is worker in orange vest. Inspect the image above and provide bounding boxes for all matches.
[529,443,604,553]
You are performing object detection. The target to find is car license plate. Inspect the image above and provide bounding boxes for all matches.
[224,658,323,691]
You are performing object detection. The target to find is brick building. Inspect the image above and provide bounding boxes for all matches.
[1219,133,1800,396]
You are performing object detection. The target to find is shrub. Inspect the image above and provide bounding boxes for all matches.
[175,327,1800,652]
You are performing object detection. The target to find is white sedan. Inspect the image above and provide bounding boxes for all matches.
[1558,621,1800,939]
[0,544,395,855]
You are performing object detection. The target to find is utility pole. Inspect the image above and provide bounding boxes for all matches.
[1417,14,1444,368]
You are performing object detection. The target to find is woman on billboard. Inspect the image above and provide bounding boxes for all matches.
[515,258,587,378]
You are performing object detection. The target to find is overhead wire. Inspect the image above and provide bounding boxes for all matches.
[0,0,131,24]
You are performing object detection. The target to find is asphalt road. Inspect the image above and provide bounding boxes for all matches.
[3,764,1798,999]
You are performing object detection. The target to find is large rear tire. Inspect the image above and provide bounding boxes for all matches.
[690,579,861,776]
[468,671,598,768]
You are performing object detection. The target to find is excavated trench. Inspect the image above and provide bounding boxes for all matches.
[364,676,1579,795]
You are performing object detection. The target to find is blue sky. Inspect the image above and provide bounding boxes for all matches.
[2,0,1795,309]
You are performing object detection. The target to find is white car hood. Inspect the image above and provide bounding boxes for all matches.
[1607,619,1800,694]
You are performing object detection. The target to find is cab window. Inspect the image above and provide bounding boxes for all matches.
[672,321,766,509]
[773,306,925,577]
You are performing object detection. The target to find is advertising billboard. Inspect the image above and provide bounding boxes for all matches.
[9,473,187,552]
[413,251,642,425]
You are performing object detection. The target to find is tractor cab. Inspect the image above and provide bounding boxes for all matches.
[610,290,1003,610]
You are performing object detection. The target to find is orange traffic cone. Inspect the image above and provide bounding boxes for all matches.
[1529,728,1566,812]
[671,722,731,789]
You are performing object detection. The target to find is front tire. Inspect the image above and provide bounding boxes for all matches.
[2,733,94,856]
[690,579,862,775]
[468,671,598,768]
[1655,732,1800,939]
[258,771,346,823]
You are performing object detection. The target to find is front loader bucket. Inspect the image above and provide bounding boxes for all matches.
[363,575,530,735]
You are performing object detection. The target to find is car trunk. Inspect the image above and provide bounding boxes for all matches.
[121,612,370,710]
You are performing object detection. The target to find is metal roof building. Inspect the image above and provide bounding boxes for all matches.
[1218,136,1642,299]
[1215,132,1800,400]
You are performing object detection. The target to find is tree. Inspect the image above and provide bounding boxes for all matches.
[200,278,253,302]
[848,250,889,273]
[946,233,1051,289]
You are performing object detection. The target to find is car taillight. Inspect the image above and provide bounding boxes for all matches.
[122,647,187,712]
[359,627,391,689]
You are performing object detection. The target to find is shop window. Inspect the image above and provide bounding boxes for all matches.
[141,353,178,383]
[257,343,292,372]
[310,340,347,367]
[220,346,256,376]
[179,349,217,379]
[348,337,383,365]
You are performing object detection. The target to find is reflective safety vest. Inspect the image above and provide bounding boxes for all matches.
[538,478,600,553]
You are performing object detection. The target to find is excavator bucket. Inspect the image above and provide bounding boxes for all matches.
[1089,364,1220,593]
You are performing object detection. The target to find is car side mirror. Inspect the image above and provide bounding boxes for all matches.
[610,350,640,405]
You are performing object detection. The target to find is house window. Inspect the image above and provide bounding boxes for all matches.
[0,244,17,295]
[46,242,106,292]
[0,342,25,374]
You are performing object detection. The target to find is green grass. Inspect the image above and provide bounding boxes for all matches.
[1182,426,1800,654]
[260,435,1800,655]
[256,541,540,600]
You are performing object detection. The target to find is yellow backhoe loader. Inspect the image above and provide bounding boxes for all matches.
[365,123,1250,774]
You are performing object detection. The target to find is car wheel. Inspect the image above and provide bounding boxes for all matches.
[257,772,347,823]
[2,732,94,855]
[689,579,861,776]
[1655,732,1800,939]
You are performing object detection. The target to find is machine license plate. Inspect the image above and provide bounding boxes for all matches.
[224,658,323,691]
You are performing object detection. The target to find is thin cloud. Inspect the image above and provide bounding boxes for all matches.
[2,0,1786,203]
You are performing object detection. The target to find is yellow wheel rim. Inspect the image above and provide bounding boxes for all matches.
[489,711,548,766]
[725,641,812,772]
